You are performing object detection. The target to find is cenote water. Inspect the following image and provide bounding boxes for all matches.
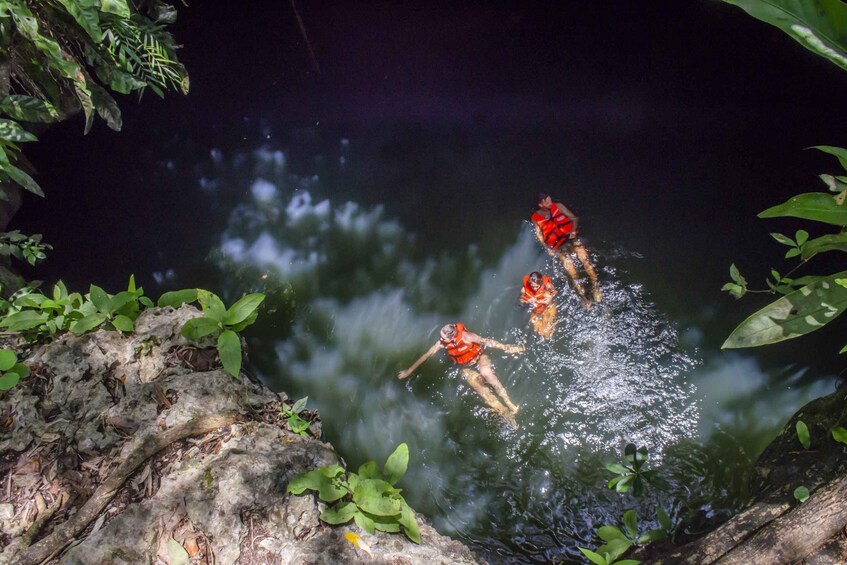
[22,123,841,563]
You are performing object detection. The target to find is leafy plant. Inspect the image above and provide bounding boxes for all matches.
[793,486,810,503]
[0,348,28,390]
[0,0,188,197]
[177,289,265,378]
[606,444,667,497]
[287,443,421,544]
[0,275,152,340]
[796,420,811,450]
[722,146,847,352]
[282,396,311,437]
[0,231,51,266]
[578,507,672,565]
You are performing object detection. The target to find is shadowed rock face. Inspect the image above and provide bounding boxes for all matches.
[0,306,483,565]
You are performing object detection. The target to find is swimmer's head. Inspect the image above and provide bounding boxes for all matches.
[440,324,457,340]
[528,271,543,289]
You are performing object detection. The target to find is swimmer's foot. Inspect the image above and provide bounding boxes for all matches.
[581,297,593,310]
[592,286,603,303]
[502,411,518,429]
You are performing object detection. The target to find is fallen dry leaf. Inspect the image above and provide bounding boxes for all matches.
[344,532,373,557]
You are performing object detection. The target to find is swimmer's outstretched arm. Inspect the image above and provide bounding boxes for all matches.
[555,201,580,235]
[465,331,525,355]
[397,341,442,379]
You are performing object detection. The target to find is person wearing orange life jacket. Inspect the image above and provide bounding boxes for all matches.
[397,323,524,425]
[520,271,558,339]
[531,193,602,306]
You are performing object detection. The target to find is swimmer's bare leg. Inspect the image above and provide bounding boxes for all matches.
[558,250,591,307]
[573,240,602,303]
[477,355,519,415]
[537,303,557,339]
[462,367,516,425]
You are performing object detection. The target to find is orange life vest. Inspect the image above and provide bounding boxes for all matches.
[441,323,482,365]
[521,274,553,313]
[531,202,574,250]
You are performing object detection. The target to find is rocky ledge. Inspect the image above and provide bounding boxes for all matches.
[0,306,482,564]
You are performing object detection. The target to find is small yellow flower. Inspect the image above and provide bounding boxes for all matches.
[344,532,374,557]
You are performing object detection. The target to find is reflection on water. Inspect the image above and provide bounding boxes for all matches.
[208,145,835,563]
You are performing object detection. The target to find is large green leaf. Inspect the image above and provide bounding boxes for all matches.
[157,288,198,308]
[0,349,17,371]
[320,501,356,525]
[286,469,347,502]
[759,192,847,226]
[577,548,607,565]
[801,233,847,259]
[796,420,811,449]
[721,1,847,72]
[55,0,103,41]
[70,312,108,334]
[100,0,131,18]
[383,443,409,485]
[89,284,112,315]
[0,372,20,391]
[352,478,401,517]
[353,510,376,534]
[398,501,421,544]
[597,525,628,543]
[222,293,264,327]
[622,509,638,539]
[0,310,48,331]
[90,84,122,131]
[810,145,847,171]
[0,95,58,122]
[217,329,241,378]
[197,289,226,322]
[0,120,36,143]
[180,317,220,340]
[595,538,632,561]
[723,270,847,348]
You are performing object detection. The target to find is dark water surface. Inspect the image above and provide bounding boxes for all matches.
[17,122,843,563]
[12,2,847,561]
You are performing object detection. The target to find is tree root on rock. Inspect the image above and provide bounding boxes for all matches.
[15,412,237,565]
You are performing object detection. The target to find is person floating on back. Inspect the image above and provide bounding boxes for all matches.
[530,193,602,306]
[397,323,524,426]
[520,271,558,339]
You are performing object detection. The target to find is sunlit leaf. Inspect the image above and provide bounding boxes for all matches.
[100,0,131,18]
[623,509,638,539]
[217,330,241,378]
[112,314,134,333]
[796,420,811,449]
[578,547,607,565]
[770,232,795,247]
[0,95,59,123]
[180,317,220,340]
[598,525,628,542]
[723,271,847,348]
[197,289,226,321]
[801,233,847,260]
[358,461,378,479]
[793,485,810,503]
[353,510,376,535]
[0,119,37,143]
[221,292,265,326]
[291,396,308,414]
[0,349,16,371]
[720,3,847,73]
[0,372,20,390]
[286,468,347,502]
[729,263,747,286]
[596,538,632,561]
[637,528,667,544]
[71,313,108,334]
[383,443,409,485]
[157,288,198,308]
[398,500,421,543]
[831,426,847,444]
[352,478,401,517]
[759,192,847,226]
[320,501,356,525]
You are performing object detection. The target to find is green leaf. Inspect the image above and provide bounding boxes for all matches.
[358,461,378,479]
[0,372,20,390]
[0,310,48,331]
[370,513,402,533]
[55,0,103,41]
[811,145,847,172]
[796,420,811,449]
[0,349,17,371]
[157,288,198,308]
[89,284,112,315]
[286,468,347,502]
[0,95,59,123]
[0,119,37,143]
[794,485,810,503]
[611,561,641,565]
[623,509,638,539]
[180,317,221,340]
[222,293,265,327]
[785,247,802,259]
[770,232,796,247]
[112,314,134,333]
[217,330,241,378]
[615,475,634,494]
[606,463,630,475]
[729,263,747,286]
[10,363,29,379]
[831,426,847,444]
[722,282,747,299]
[352,478,402,517]
[821,173,847,192]
[597,525,628,542]
[71,313,108,334]
[720,3,847,73]
[291,397,308,414]
[398,501,421,543]
[795,230,809,246]
[353,510,376,535]
[759,192,847,226]
[197,289,226,322]
[320,501,357,525]
[100,0,131,18]
[383,443,409,485]
[90,84,122,131]
[319,464,345,478]
[723,271,847,348]
[801,233,847,260]
[632,476,644,497]
[657,507,672,531]
[636,529,667,544]
[596,538,632,561]
[578,547,608,565]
